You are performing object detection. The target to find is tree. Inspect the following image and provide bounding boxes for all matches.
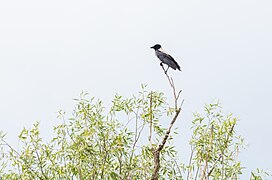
[0,86,182,179]
[0,68,270,179]
[187,102,243,179]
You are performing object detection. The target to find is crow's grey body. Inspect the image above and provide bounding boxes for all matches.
[151,44,181,71]
[155,50,181,71]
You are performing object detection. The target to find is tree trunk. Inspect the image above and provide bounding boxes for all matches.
[151,150,160,180]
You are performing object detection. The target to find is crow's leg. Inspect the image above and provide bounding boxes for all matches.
[165,66,169,73]
[160,62,168,74]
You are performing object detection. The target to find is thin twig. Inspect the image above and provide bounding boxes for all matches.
[187,145,194,180]
[194,166,200,180]
[129,110,146,165]
[30,134,48,180]
[169,155,183,178]
[129,110,139,163]
[201,125,214,180]
[207,154,222,176]
[149,92,153,146]
[2,139,42,180]
[208,123,235,177]
[161,64,181,110]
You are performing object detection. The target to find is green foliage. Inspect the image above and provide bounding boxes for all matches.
[0,87,180,179]
[250,168,271,180]
[0,89,269,179]
[187,102,245,180]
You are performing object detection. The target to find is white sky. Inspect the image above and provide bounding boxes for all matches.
[0,0,271,178]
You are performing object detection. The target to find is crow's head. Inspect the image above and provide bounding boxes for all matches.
[150,44,161,50]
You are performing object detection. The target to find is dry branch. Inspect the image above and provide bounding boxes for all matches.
[151,65,184,180]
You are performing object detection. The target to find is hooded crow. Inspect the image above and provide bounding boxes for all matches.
[151,44,181,72]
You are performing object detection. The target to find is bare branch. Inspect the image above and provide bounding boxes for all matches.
[158,108,181,152]
[151,65,184,180]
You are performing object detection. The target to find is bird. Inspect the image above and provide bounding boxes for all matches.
[150,44,181,73]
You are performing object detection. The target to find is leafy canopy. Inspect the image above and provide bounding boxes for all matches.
[0,86,269,179]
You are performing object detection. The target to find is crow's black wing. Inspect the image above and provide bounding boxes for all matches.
[156,50,181,71]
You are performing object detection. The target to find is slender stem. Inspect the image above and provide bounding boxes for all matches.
[129,109,146,167]
[207,154,222,176]
[149,91,153,146]
[2,139,42,179]
[194,166,200,180]
[187,145,194,180]
[31,136,48,180]
[201,125,214,180]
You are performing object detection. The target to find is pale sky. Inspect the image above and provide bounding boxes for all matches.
[0,0,271,178]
